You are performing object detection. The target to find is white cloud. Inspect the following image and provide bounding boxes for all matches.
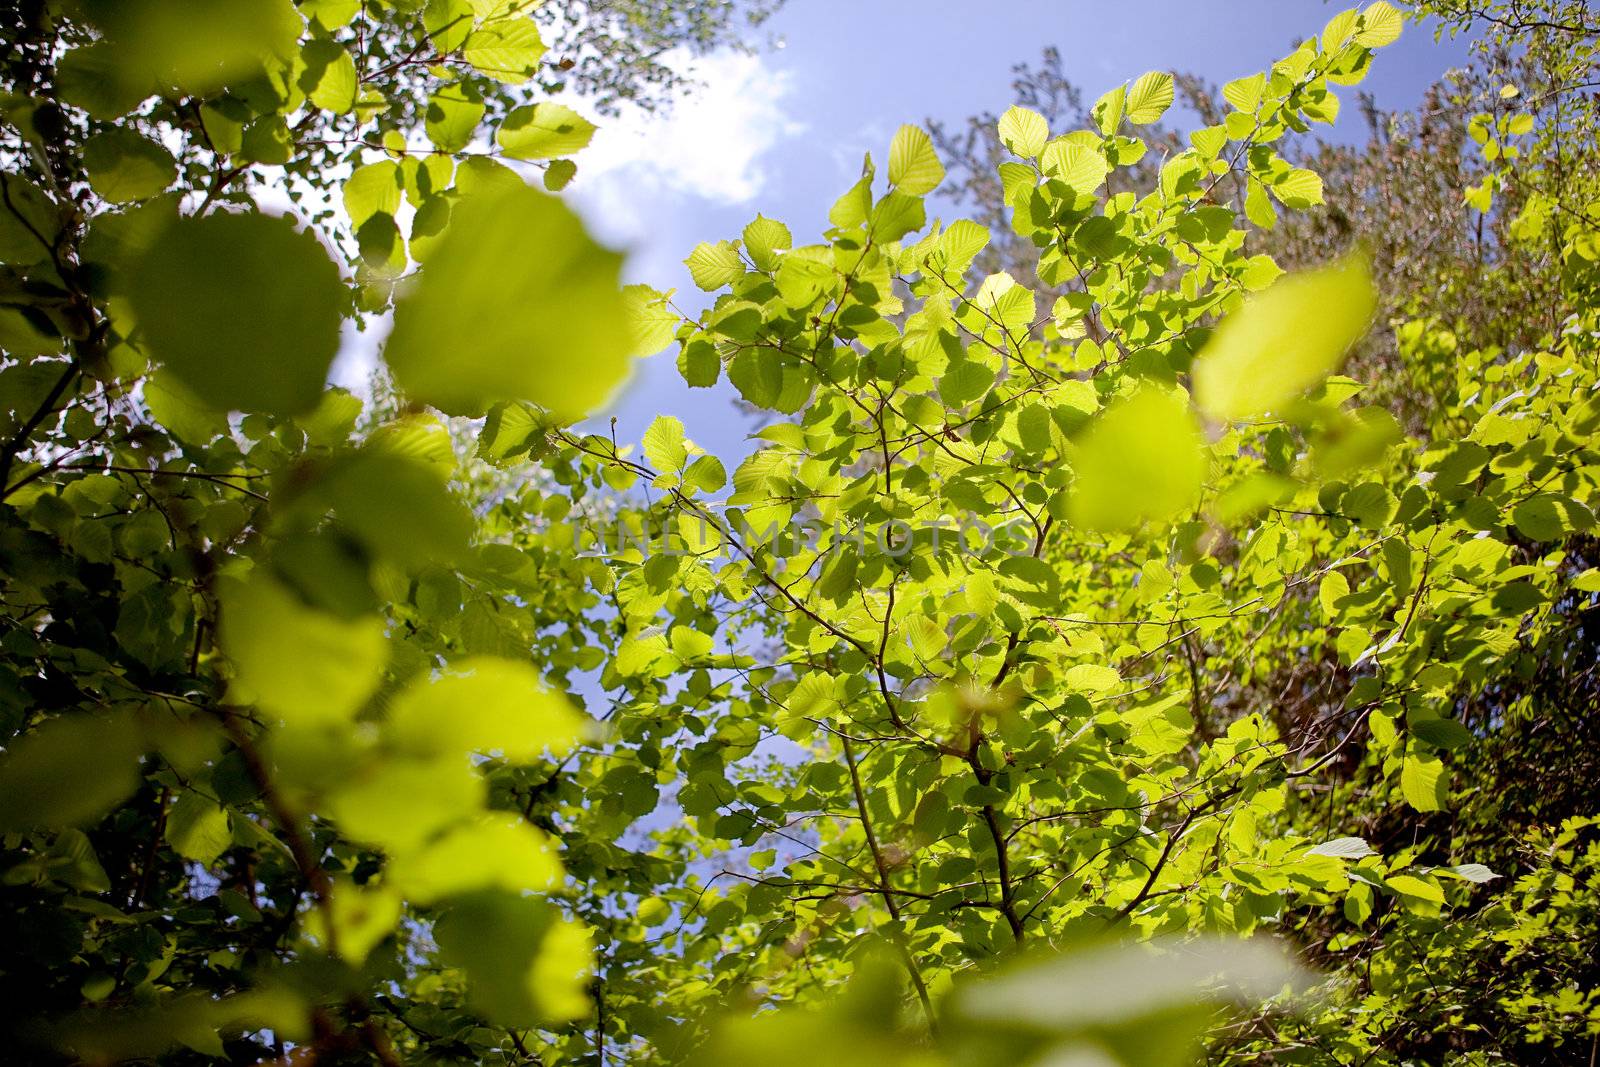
[317,48,800,388]
[565,49,803,251]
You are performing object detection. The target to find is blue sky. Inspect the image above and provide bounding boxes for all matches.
[565,1,1470,463]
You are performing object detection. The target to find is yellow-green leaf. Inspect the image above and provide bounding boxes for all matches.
[463,18,546,83]
[83,129,176,204]
[1068,386,1205,531]
[166,791,233,866]
[498,102,596,160]
[218,573,388,726]
[1401,751,1447,812]
[1192,254,1376,420]
[1356,1,1404,47]
[0,713,144,831]
[387,657,588,762]
[127,212,345,415]
[888,124,944,196]
[685,240,744,291]
[344,161,404,226]
[1126,71,1175,124]
[384,183,632,418]
[998,105,1049,157]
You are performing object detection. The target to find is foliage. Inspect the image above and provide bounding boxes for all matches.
[0,1,1598,1065]
[1211,817,1600,1064]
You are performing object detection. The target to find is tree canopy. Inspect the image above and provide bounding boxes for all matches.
[1,1,1597,1064]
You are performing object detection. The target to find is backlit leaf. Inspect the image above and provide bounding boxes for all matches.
[387,657,588,762]
[1069,386,1205,530]
[998,105,1049,157]
[83,129,176,203]
[1126,71,1175,124]
[218,573,388,725]
[463,18,546,82]
[1192,254,1376,420]
[888,124,943,196]
[0,713,144,831]
[127,212,344,415]
[385,183,632,418]
[498,102,597,159]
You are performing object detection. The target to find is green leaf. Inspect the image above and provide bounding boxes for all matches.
[394,816,565,904]
[1411,717,1474,750]
[685,241,744,291]
[426,83,486,152]
[1016,403,1053,455]
[463,18,547,83]
[954,938,1303,1031]
[998,105,1049,157]
[56,42,151,120]
[330,757,484,851]
[869,190,926,242]
[166,792,233,866]
[304,0,361,29]
[1223,73,1266,113]
[302,39,357,113]
[1125,71,1175,124]
[0,713,144,831]
[544,158,577,191]
[424,0,475,52]
[938,359,994,407]
[48,829,111,894]
[144,371,229,445]
[434,892,591,1025]
[1092,86,1126,136]
[1401,751,1448,812]
[456,155,525,197]
[1385,873,1443,904]
[127,212,344,415]
[726,350,780,409]
[684,454,727,493]
[344,161,404,226]
[1272,168,1324,208]
[1356,1,1404,47]
[938,219,990,272]
[306,881,402,965]
[218,572,388,726]
[974,271,1036,329]
[681,341,720,387]
[1192,253,1375,420]
[1068,386,1205,531]
[1342,482,1397,528]
[643,414,688,472]
[1446,863,1500,884]
[93,0,301,94]
[829,174,873,230]
[1040,140,1109,194]
[83,129,176,204]
[1512,493,1595,541]
[387,657,588,762]
[1244,175,1278,229]
[498,102,597,159]
[241,116,291,165]
[310,451,475,566]
[1308,836,1374,859]
[200,99,247,155]
[906,616,945,663]
[1065,664,1121,694]
[0,174,57,265]
[623,284,677,356]
[1322,9,1358,50]
[888,124,944,196]
[384,183,632,419]
[742,215,792,271]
